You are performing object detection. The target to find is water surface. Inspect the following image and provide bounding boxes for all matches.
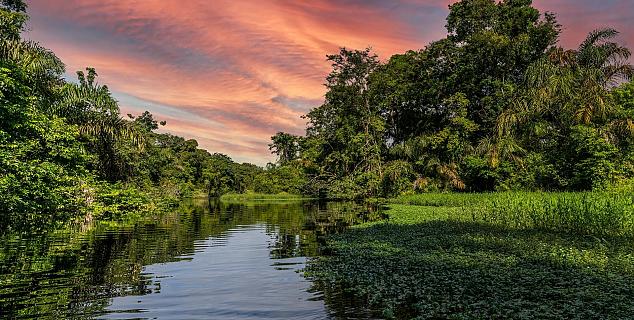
[0,199,382,319]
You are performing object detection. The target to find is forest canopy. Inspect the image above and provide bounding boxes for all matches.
[269,0,634,199]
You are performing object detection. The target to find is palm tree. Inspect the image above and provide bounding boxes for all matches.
[498,28,633,136]
[486,28,634,187]
[1,19,143,180]
[52,68,141,144]
[0,37,65,106]
[1,1,63,95]
[0,39,64,78]
[476,135,525,168]
[51,68,144,180]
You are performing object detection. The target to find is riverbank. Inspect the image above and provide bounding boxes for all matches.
[305,192,634,319]
[219,192,308,202]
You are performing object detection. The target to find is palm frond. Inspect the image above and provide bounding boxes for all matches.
[436,163,465,190]
[477,136,525,168]
[578,28,619,56]
[0,39,64,78]
[52,83,118,121]
[603,64,634,86]
[574,105,594,124]
[496,107,520,137]
[79,117,145,150]
[548,48,576,66]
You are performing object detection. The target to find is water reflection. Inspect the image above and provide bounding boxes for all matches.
[0,199,383,319]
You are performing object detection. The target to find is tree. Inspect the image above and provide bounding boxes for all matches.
[1,0,26,12]
[371,49,445,144]
[0,57,89,231]
[129,110,166,132]
[391,93,478,191]
[269,132,300,165]
[0,0,26,40]
[360,0,561,191]
[303,48,385,197]
[204,153,240,197]
[442,0,560,137]
[494,28,633,189]
[0,2,272,231]
[52,68,144,181]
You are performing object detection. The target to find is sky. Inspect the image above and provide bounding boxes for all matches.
[25,0,634,165]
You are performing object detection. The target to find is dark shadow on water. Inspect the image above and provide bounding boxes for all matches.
[307,219,634,319]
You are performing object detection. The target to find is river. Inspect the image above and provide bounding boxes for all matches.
[0,199,383,319]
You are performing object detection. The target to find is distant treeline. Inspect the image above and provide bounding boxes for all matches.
[268,0,634,199]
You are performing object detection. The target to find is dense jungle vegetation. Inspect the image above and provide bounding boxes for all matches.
[0,0,297,232]
[268,0,634,199]
[290,1,634,318]
[3,0,634,231]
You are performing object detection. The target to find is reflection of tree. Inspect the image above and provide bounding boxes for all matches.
[0,200,382,318]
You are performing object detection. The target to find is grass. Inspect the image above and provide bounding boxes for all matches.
[219,192,308,202]
[391,192,496,207]
[392,192,634,237]
[306,192,634,319]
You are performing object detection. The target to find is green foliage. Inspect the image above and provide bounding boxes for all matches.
[380,160,415,196]
[327,169,382,200]
[1,0,27,13]
[269,0,633,195]
[0,5,268,232]
[0,62,90,232]
[391,192,492,207]
[301,48,385,198]
[393,192,634,237]
[390,93,478,192]
[203,153,248,196]
[567,125,618,190]
[90,182,151,221]
[612,79,634,111]
[0,0,26,40]
[252,164,307,195]
[444,0,560,134]
[460,155,510,191]
[219,192,305,203]
[268,132,300,165]
[3,0,634,235]
[472,192,634,236]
